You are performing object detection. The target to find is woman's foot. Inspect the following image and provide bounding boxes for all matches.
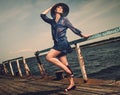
[64,85,76,92]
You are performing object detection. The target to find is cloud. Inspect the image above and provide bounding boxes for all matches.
[0,0,120,63]
[0,2,33,24]
[80,0,120,24]
[9,49,35,54]
[68,0,120,33]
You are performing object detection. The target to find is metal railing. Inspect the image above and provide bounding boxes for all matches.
[35,26,120,82]
[1,26,120,82]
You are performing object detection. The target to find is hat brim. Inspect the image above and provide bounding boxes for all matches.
[51,3,69,18]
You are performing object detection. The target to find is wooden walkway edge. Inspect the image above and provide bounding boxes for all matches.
[0,75,120,95]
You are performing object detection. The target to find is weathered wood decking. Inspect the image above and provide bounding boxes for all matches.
[0,75,120,95]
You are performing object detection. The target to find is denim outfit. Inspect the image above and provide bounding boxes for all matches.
[41,14,82,57]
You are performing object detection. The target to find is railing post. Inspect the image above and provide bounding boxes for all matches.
[75,43,88,82]
[3,64,8,75]
[16,60,22,77]
[22,57,31,76]
[35,51,46,77]
[9,61,14,76]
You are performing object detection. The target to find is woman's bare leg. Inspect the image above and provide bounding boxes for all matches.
[59,56,75,90]
[46,49,72,75]
[59,55,68,66]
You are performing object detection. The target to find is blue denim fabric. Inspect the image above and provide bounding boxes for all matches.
[41,14,82,55]
[53,38,72,55]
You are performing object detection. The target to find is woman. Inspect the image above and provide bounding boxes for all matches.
[40,3,88,92]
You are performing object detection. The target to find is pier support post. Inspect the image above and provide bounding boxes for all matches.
[75,43,88,82]
[35,51,46,77]
[9,61,14,76]
[23,57,30,76]
[38,63,46,77]
[3,64,8,75]
[16,60,22,77]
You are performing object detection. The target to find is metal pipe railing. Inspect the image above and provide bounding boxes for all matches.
[1,26,120,81]
[35,26,120,82]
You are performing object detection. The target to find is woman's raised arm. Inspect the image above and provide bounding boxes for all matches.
[41,6,52,15]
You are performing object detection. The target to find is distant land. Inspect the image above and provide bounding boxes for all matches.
[81,36,120,48]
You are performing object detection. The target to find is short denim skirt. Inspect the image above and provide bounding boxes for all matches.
[53,39,73,57]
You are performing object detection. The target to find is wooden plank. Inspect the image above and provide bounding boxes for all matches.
[0,76,119,95]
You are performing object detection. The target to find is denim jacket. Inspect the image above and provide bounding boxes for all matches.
[40,14,82,43]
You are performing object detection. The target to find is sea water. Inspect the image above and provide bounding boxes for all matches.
[4,41,119,80]
[25,40,120,80]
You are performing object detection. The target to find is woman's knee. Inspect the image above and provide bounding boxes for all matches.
[46,53,54,62]
[46,49,60,62]
[46,54,51,61]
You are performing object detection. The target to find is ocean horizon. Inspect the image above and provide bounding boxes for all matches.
[1,38,120,81]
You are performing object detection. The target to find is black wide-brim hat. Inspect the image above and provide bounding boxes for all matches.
[51,3,69,18]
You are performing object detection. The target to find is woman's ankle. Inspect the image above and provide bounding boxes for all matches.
[66,65,73,75]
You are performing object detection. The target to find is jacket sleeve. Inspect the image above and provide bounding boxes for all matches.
[65,18,83,37]
[40,14,52,24]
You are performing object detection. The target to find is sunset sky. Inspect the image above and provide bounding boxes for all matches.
[0,0,120,63]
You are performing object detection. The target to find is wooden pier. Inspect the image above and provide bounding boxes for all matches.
[0,27,120,95]
[0,75,120,95]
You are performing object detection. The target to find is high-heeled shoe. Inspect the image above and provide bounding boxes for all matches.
[65,74,74,78]
[64,85,76,92]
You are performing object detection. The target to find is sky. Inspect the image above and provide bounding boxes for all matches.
[0,0,120,63]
